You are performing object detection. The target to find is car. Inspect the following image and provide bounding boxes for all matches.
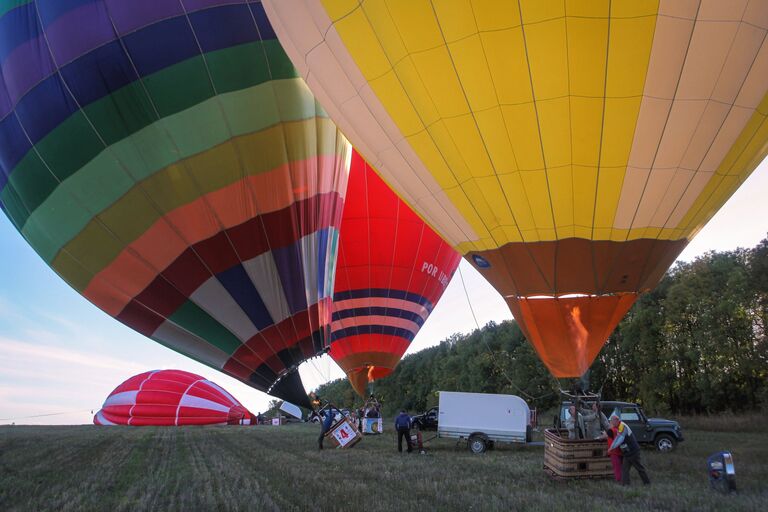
[411,407,438,431]
[556,399,684,452]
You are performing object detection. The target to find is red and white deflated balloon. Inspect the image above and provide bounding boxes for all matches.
[94,369,253,426]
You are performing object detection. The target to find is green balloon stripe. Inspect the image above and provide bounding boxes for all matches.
[1,40,296,230]
[0,0,31,18]
[49,117,342,292]
[21,79,328,265]
[168,301,244,356]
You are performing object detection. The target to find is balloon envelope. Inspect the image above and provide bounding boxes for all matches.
[265,1,768,376]
[330,151,460,395]
[94,369,252,426]
[0,1,350,406]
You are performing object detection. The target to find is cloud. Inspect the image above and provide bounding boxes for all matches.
[0,336,145,373]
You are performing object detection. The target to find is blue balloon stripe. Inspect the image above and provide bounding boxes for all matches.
[0,3,40,62]
[36,0,94,27]
[331,325,417,343]
[332,307,425,326]
[316,222,329,299]
[333,288,434,312]
[0,1,273,61]
[215,264,274,331]
[271,236,309,316]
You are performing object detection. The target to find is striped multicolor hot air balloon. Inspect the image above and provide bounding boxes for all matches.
[0,1,350,407]
[94,369,253,426]
[330,151,460,396]
[265,0,768,377]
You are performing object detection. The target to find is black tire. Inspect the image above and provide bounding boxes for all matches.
[655,433,676,452]
[468,435,487,454]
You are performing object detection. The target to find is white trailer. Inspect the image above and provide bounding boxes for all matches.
[437,391,531,453]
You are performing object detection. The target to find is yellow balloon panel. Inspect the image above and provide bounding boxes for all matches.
[265,0,768,250]
[309,1,666,248]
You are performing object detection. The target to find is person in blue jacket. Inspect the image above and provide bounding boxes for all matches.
[394,410,412,453]
[608,414,651,485]
[318,405,338,450]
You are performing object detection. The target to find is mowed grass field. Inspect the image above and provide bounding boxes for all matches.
[1,419,766,512]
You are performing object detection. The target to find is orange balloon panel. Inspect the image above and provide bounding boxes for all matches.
[345,365,394,397]
[507,294,638,377]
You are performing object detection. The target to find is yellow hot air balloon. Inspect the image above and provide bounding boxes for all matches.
[264,0,768,377]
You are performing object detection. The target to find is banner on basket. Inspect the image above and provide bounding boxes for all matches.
[331,421,357,447]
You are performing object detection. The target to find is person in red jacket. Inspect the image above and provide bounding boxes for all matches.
[605,425,623,482]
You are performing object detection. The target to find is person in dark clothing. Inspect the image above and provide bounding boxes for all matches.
[318,405,338,450]
[608,414,650,485]
[394,410,412,453]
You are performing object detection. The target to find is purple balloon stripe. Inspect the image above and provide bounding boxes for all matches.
[0,79,10,118]
[45,2,115,66]
[104,0,184,36]
[0,0,261,121]
[182,0,250,12]
[0,34,55,113]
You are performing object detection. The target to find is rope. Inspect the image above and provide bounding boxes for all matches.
[457,264,555,403]
[0,409,95,422]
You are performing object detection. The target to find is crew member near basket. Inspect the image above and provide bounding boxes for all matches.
[318,404,339,450]
[608,414,651,486]
[394,410,412,453]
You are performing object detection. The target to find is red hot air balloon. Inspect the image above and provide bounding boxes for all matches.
[94,370,253,426]
[330,151,461,396]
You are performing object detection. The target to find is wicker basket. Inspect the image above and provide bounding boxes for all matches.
[543,428,613,480]
[324,417,362,449]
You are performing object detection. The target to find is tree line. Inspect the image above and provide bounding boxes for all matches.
[315,237,768,416]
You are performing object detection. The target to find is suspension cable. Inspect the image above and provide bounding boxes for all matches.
[457,264,555,402]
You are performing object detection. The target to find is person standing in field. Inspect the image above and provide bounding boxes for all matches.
[605,425,623,482]
[395,410,412,453]
[608,414,651,485]
[318,405,338,450]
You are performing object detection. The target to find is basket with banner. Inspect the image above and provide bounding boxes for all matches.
[362,418,383,434]
[325,417,362,449]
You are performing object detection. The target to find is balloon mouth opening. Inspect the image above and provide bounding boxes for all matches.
[267,365,301,394]
[511,292,633,300]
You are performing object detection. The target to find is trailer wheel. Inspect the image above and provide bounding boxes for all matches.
[468,435,487,454]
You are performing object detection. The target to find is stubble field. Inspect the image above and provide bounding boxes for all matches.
[0,419,766,512]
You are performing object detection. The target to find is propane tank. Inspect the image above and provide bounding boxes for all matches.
[707,451,736,493]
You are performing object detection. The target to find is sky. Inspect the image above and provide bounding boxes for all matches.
[1,164,766,425]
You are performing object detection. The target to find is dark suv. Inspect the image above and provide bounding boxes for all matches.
[557,400,684,452]
[411,407,438,430]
